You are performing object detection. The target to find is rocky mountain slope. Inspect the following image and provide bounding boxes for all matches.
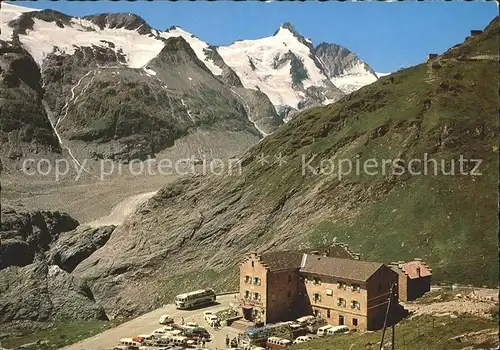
[0,4,267,164]
[315,42,378,94]
[68,17,499,317]
[0,205,112,328]
[0,3,377,165]
[0,40,61,159]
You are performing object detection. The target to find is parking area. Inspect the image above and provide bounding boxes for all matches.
[63,294,241,350]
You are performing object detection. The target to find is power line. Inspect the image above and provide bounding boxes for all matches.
[379,283,395,350]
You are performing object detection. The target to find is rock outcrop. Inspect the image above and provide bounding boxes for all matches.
[49,225,116,272]
[0,262,107,324]
[1,205,79,269]
[0,40,61,159]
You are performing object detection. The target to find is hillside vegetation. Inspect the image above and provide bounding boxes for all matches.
[291,314,498,350]
[73,18,499,316]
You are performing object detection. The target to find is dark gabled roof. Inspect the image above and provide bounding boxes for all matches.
[299,254,385,282]
[257,246,356,272]
[258,250,305,272]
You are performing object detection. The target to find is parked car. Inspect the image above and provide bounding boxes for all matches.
[152,328,167,336]
[203,311,215,321]
[307,318,327,333]
[118,338,140,347]
[296,315,316,326]
[184,326,211,340]
[293,335,313,344]
[186,339,197,348]
[185,321,200,328]
[317,325,334,336]
[159,314,174,325]
[326,325,349,335]
[204,311,219,325]
[266,337,292,349]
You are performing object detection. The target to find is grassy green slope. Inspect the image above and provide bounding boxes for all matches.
[291,314,498,350]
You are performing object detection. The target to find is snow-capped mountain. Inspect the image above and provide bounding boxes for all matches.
[0,3,378,163]
[314,42,379,94]
[217,23,343,111]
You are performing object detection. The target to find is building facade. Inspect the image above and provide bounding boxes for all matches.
[300,254,398,330]
[239,248,401,331]
[389,259,432,302]
[239,247,357,325]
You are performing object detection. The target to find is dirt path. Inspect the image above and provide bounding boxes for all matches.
[86,191,158,227]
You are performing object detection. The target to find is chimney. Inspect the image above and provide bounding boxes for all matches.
[300,254,308,268]
[416,266,421,277]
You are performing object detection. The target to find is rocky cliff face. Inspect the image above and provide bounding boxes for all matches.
[48,225,116,273]
[0,40,61,160]
[1,205,79,269]
[0,205,113,327]
[0,263,108,324]
[315,42,378,93]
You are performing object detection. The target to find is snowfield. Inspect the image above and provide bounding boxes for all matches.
[0,2,40,42]
[14,18,165,68]
[218,26,331,109]
[328,61,378,94]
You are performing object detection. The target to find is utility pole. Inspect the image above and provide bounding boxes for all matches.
[392,322,395,350]
[391,283,397,350]
[379,283,395,350]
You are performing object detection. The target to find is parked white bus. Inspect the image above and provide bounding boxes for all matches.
[175,288,216,309]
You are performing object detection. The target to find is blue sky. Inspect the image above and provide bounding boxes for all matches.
[16,1,498,73]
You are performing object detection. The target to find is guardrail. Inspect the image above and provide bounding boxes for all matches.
[217,291,239,296]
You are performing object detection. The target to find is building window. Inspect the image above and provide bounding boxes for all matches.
[313,293,322,303]
[327,309,331,318]
[351,300,361,310]
[251,261,254,267]
[254,277,261,285]
[245,290,250,298]
[337,281,346,290]
[353,318,358,327]
[313,277,322,285]
[244,275,251,283]
[288,275,292,283]
[287,291,292,298]
[337,298,346,307]
[351,284,361,292]
[326,289,333,296]
[254,292,260,301]
[339,315,344,325]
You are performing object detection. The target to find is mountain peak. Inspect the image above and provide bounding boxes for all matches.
[274,22,299,37]
[83,13,152,35]
[281,22,297,33]
[273,22,313,50]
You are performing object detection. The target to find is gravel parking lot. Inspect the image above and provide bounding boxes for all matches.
[63,294,241,350]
